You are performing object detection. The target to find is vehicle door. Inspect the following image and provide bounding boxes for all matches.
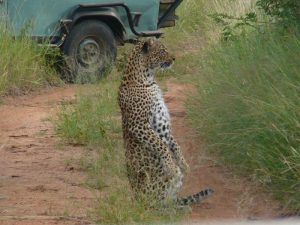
[0,0,7,24]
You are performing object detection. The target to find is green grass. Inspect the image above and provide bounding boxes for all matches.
[0,27,60,96]
[56,71,124,187]
[186,18,300,214]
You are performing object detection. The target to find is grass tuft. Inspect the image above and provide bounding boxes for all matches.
[0,27,60,96]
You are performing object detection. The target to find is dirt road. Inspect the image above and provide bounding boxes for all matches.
[0,81,281,225]
[0,87,95,225]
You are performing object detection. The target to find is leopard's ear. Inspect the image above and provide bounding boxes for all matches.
[142,39,154,54]
[148,38,154,46]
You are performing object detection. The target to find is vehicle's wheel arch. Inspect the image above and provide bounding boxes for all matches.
[69,12,126,44]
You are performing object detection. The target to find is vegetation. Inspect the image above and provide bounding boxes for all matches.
[178,0,300,214]
[188,29,300,212]
[256,0,300,26]
[0,27,60,96]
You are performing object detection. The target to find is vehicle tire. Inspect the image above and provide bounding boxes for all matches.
[62,20,117,83]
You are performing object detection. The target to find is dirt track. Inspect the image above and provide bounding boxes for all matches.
[0,81,281,225]
[0,86,95,225]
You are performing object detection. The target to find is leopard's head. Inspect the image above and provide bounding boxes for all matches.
[140,39,175,70]
[123,39,175,86]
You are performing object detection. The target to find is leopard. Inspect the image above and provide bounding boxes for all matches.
[118,38,213,207]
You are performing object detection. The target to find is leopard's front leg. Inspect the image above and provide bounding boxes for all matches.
[169,135,189,174]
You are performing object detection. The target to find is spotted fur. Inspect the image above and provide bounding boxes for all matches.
[118,39,213,206]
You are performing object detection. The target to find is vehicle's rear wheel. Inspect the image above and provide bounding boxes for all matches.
[62,20,117,83]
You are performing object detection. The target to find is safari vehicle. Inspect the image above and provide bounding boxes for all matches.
[0,0,182,81]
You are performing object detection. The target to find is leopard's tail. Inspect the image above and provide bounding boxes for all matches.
[176,188,214,206]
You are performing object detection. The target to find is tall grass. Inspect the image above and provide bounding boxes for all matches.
[0,27,60,96]
[165,0,256,45]
[183,0,300,213]
[164,0,300,214]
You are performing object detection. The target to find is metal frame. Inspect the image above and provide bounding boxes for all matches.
[158,0,182,28]
[65,2,163,38]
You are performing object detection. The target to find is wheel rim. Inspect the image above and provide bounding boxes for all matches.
[77,38,102,68]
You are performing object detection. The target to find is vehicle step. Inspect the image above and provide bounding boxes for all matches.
[140,30,163,37]
[60,19,72,24]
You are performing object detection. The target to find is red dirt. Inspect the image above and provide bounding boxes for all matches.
[0,86,95,225]
[0,81,281,225]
